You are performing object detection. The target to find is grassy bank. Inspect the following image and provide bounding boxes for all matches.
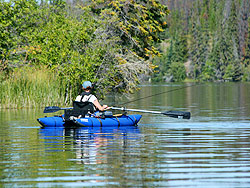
[0,67,67,109]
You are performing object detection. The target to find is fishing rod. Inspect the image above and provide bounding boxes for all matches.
[44,83,199,120]
[119,83,200,106]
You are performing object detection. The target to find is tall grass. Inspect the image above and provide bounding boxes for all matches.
[0,66,67,109]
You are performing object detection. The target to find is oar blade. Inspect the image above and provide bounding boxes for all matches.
[162,111,191,119]
[43,106,61,113]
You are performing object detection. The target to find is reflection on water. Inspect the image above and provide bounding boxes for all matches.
[40,126,141,165]
[1,83,250,187]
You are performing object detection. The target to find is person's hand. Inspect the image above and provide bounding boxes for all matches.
[103,105,108,109]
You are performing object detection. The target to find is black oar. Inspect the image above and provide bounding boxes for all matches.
[43,106,73,113]
[110,107,191,119]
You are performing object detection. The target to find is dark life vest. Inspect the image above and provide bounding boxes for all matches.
[64,92,95,121]
[73,91,95,113]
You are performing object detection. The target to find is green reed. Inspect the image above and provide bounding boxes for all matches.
[0,66,67,109]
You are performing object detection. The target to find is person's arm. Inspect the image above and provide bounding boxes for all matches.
[93,99,108,111]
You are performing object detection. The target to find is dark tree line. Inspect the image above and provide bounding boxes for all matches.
[152,0,250,82]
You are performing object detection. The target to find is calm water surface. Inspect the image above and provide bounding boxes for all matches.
[1,82,250,187]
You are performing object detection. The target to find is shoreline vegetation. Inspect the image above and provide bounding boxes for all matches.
[1,0,250,109]
[0,66,67,109]
[0,0,169,108]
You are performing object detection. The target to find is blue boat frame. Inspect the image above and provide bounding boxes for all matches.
[37,113,142,128]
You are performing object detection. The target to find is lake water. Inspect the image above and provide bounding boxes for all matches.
[1,82,250,187]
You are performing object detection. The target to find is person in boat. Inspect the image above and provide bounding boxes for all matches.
[75,81,108,112]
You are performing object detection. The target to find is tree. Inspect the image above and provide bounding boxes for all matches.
[189,14,210,80]
[151,40,172,82]
[0,0,39,73]
[242,18,250,81]
[238,0,250,58]
[207,0,242,81]
[151,4,188,82]
[223,0,242,81]
[90,0,169,59]
[1,0,170,102]
[85,0,169,92]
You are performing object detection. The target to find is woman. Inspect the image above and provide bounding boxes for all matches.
[75,81,108,111]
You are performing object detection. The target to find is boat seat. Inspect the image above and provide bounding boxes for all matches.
[73,101,95,113]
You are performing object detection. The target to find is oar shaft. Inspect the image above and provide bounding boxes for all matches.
[110,107,162,114]
[110,107,191,119]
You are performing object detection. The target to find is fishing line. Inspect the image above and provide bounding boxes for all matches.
[119,83,202,106]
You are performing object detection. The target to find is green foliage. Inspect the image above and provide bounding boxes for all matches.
[171,34,188,63]
[152,0,248,82]
[84,0,170,93]
[152,28,188,82]
[242,65,250,81]
[151,44,171,82]
[25,6,101,99]
[0,0,38,73]
[208,1,241,81]
[0,0,170,107]
[152,36,187,82]
[189,3,210,80]
[199,60,216,81]
[242,18,250,81]
[90,0,169,59]
[169,62,186,82]
[0,0,97,100]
